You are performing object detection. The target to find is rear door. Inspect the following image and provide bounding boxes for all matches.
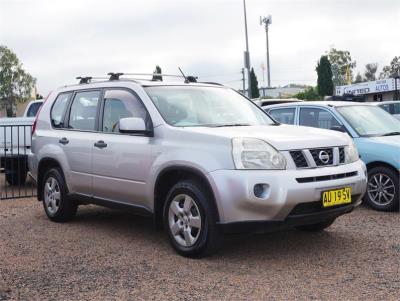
[91,88,154,208]
[56,90,101,196]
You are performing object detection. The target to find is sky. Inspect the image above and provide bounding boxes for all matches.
[1,0,399,95]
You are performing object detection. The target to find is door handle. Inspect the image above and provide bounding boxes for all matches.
[58,137,69,145]
[94,140,107,149]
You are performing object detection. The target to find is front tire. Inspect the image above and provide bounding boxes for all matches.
[42,168,77,222]
[163,179,221,258]
[364,166,399,212]
[296,218,336,232]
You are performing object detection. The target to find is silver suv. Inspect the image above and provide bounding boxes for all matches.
[29,74,367,257]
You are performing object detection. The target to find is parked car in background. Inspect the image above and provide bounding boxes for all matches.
[0,99,43,185]
[369,101,400,120]
[266,101,400,212]
[29,76,366,257]
[252,98,302,108]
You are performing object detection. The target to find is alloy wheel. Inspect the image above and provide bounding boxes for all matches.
[367,173,396,206]
[168,194,202,247]
[44,177,61,215]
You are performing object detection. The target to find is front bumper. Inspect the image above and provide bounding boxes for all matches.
[207,160,367,225]
[218,201,359,234]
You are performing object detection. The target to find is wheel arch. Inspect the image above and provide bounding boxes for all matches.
[153,166,220,228]
[366,161,400,176]
[37,157,66,201]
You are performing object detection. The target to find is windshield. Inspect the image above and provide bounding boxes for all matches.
[337,105,400,137]
[26,102,43,117]
[145,86,275,127]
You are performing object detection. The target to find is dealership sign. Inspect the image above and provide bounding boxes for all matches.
[335,78,400,96]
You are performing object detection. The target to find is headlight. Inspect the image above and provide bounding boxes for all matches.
[232,138,286,170]
[345,139,359,163]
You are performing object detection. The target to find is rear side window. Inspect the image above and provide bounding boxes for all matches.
[68,91,100,131]
[51,93,72,128]
[268,108,296,124]
[393,103,400,114]
[379,104,391,113]
[299,107,340,129]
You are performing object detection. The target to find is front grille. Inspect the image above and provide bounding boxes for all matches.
[289,150,308,168]
[288,195,360,216]
[296,171,358,183]
[339,147,345,164]
[309,148,334,166]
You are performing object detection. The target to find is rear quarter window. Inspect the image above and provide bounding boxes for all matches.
[51,93,72,128]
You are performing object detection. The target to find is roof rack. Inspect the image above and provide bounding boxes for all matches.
[198,81,224,86]
[75,72,203,85]
[76,76,109,84]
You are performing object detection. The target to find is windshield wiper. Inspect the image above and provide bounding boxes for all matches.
[213,123,252,127]
[381,131,400,136]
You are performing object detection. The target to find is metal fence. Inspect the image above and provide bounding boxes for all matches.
[0,124,36,200]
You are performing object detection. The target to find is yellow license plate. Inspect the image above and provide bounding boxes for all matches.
[322,187,352,208]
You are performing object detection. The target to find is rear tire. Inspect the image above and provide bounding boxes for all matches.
[5,169,27,186]
[42,168,77,222]
[296,218,336,232]
[364,166,399,212]
[163,179,221,258]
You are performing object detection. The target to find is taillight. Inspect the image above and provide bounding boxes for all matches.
[32,91,51,135]
[32,116,38,135]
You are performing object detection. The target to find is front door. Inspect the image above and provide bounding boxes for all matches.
[92,88,154,208]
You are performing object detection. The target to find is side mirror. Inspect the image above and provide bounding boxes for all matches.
[119,117,151,135]
[330,125,346,133]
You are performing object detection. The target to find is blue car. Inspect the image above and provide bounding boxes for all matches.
[266,101,400,212]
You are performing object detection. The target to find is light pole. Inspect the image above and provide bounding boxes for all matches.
[260,15,272,88]
[243,0,252,98]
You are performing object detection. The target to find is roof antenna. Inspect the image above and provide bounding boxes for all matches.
[178,67,197,83]
[108,72,124,80]
[178,67,188,83]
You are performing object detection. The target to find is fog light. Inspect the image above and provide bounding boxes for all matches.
[254,183,268,198]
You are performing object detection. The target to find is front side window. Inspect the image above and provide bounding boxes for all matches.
[269,108,296,125]
[68,91,100,131]
[51,93,71,128]
[102,89,149,133]
[337,105,400,137]
[299,107,340,129]
[145,86,274,127]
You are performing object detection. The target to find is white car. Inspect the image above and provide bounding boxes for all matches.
[0,99,43,185]
[29,74,367,257]
[370,101,400,121]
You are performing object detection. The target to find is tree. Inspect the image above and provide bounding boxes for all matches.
[353,72,363,83]
[364,63,378,81]
[379,56,400,79]
[316,55,333,96]
[327,48,356,86]
[152,65,163,81]
[0,46,36,116]
[250,68,260,98]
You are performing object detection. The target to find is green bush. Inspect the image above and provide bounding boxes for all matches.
[294,87,322,101]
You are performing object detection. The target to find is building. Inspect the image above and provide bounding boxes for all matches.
[240,84,307,98]
[335,78,400,102]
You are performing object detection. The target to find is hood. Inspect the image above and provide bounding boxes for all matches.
[184,124,350,150]
[361,135,400,147]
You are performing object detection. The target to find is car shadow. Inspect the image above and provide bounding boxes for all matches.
[71,205,360,261]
